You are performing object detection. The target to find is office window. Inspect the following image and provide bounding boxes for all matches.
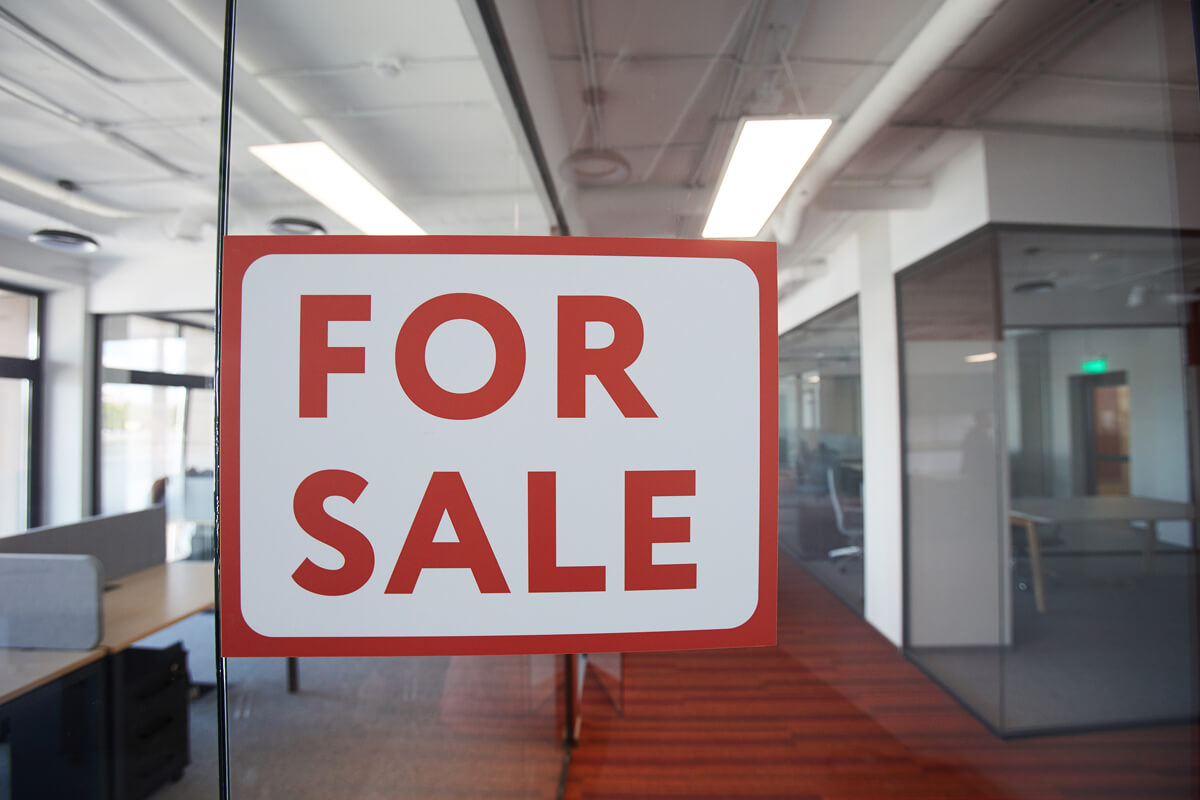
[96,314,214,561]
[999,227,1197,734]
[0,285,40,537]
[779,299,865,613]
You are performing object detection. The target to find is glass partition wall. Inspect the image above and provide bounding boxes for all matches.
[206,2,569,797]
[779,299,865,613]
[901,226,1199,735]
[97,313,216,561]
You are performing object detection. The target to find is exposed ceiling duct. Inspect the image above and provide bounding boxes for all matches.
[767,0,1006,255]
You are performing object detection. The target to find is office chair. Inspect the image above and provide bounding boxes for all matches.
[826,467,863,569]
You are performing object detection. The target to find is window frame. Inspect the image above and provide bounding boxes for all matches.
[0,280,44,531]
[90,311,215,517]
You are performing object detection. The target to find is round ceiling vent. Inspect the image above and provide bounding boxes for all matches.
[28,228,99,253]
[268,217,327,235]
[561,149,631,186]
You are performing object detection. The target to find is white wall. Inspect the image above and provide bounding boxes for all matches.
[889,133,990,271]
[89,245,217,314]
[986,133,1200,230]
[778,231,861,335]
[902,340,1009,647]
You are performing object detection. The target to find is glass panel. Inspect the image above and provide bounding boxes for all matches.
[0,377,31,537]
[100,383,214,560]
[0,288,37,359]
[223,655,564,798]
[211,0,569,794]
[101,315,214,376]
[779,299,864,613]
[1000,228,1199,734]
[899,232,1006,728]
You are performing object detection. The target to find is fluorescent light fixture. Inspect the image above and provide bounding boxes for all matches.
[249,141,424,235]
[964,352,998,363]
[702,117,832,239]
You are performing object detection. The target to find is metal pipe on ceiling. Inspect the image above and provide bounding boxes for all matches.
[573,0,603,148]
[86,0,286,145]
[0,162,136,220]
[0,70,201,180]
[641,1,761,184]
[769,0,1007,250]
[0,7,184,86]
[683,0,769,188]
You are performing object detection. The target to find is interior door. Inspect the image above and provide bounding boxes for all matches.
[1076,372,1131,496]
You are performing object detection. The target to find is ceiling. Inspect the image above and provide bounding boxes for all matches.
[0,0,1194,304]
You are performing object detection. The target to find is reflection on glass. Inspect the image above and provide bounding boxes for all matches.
[1000,227,1197,733]
[211,0,571,792]
[101,315,215,376]
[899,233,1006,728]
[779,299,864,613]
[902,226,1199,736]
[0,377,31,537]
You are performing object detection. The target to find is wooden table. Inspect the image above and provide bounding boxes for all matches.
[100,561,214,652]
[0,646,106,706]
[1009,496,1193,613]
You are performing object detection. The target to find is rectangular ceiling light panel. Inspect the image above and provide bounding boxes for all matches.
[249,141,424,235]
[702,117,832,239]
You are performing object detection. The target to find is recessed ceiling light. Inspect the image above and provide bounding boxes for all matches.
[27,228,99,253]
[964,352,998,363]
[269,217,326,235]
[703,116,833,239]
[250,141,424,235]
[561,149,631,186]
[1012,279,1056,295]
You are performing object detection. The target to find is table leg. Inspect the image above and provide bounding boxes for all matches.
[1141,520,1157,574]
[1021,518,1046,613]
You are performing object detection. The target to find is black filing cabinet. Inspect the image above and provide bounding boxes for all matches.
[0,659,108,800]
[108,644,189,800]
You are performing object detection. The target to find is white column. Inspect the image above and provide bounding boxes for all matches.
[857,215,904,645]
[42,284,91,524]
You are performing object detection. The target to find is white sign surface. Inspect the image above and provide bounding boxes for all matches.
[220,237,776,656]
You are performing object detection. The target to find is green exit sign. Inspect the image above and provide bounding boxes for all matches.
[1080,358,1108,374]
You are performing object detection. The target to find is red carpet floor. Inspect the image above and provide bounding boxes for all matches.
[563,557,1199,799]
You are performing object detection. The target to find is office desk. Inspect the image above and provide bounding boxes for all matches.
[1,561,214,798]
[0,647,105,706]
[1009,496,1194,613]
[0,563,210,705]
[101,561,214,652]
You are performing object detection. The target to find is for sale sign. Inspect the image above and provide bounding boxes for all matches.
[219,236,776,656]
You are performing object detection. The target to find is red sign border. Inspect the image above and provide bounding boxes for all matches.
[219,235,778,656]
